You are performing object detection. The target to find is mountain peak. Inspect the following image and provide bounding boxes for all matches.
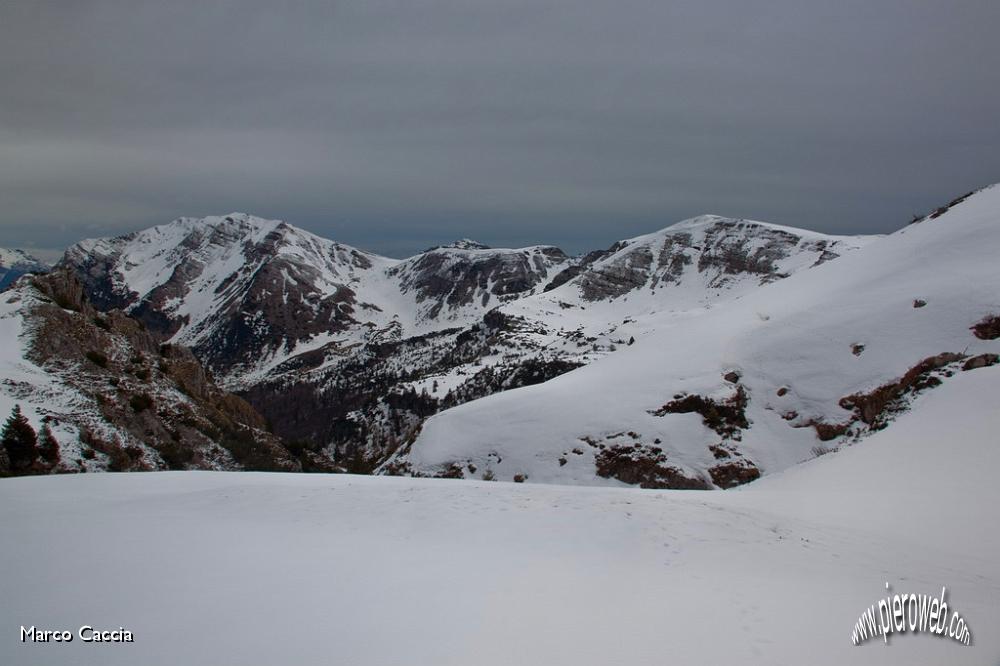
[211,212,282,228]
[658,214,850,241]
[179,212,284,234]
[430,239,492,251]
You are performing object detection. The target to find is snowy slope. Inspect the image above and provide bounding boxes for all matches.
[2,364,996,665]
[401,185,1000,484]
[472,215,876,375]
[0,277,90,461]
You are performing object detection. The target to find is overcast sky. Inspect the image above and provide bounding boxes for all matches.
[1,0,999,258]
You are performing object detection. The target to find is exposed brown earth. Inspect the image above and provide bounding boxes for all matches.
[595,443,710,490]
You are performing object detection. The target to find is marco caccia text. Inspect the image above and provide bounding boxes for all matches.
[21,625,134,643]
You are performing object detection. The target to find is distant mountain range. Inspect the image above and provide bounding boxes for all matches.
[2,185,997,486]
[0,247,48,290]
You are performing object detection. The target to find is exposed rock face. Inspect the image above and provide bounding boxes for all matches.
[578,244,654,301]
[0,270,298,474]
[963,353,999,371]
[390,244,570,319]
[697,224,793,280]
[543,248,617,293]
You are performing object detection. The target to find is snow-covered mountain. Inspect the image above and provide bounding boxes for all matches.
[547,215,868,303]
[491,215,875,368]
[389,240,571,326]
[63,214,391,381]
[0,270,297,474]
[62,214,572,384]
[0,247,48,290]
[57,211,869,474]
[393,185,1000,486]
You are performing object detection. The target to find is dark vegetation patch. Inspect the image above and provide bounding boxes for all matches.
[157,436,196,469]
[807,420,851,442]
[380,459,418,477]
[79,428,149,472]
[651,386,749,438]
[129,393,154,413]
[709,444,731,459]
[708,461,760,489]
[838,352,965,430]
[595,444,709,490]
[434,464,465,479]
[970,314,1000,340]
[85,350,109,368]
[1,405,44,475]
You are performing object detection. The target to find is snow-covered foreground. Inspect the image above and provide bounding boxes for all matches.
[2,367,998,665]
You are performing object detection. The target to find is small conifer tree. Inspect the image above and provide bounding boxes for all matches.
[38,422,61,468]
[1,405,39,472]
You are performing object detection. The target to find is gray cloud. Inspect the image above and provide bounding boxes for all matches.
[2,0,999,257]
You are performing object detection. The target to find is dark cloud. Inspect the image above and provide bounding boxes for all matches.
[2,0,999,256]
